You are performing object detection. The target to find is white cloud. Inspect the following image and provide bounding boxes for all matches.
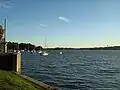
[40,24,47,28]
[0,0,15,8]
[58,16,69,22]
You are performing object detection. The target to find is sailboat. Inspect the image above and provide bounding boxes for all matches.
[42,51,48,56]
[41,36,48,56]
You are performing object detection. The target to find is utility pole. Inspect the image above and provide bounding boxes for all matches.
[4,19,7,53]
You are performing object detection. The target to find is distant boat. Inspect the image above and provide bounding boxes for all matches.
[30,50,36,53]
[60,51,62,55]
[38,50,42,54]
[30,50,34,53]
[14,50,17,52]
[17,51,20,53]
[42,51,48,56]
[41,36,48,56]
[20,50,24,52]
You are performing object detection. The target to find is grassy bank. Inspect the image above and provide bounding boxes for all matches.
[0,70,48,90]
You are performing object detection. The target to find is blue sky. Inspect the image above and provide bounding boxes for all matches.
[0,0,120,48]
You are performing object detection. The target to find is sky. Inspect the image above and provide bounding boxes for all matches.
[0,0,120,48]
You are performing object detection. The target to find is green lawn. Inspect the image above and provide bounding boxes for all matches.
[0,70,48,90]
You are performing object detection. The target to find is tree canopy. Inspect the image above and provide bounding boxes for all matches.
[7,42,43,51]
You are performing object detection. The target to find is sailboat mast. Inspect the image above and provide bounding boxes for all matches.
[45,36,46,49]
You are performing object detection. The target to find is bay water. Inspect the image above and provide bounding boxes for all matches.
[21,50,120,90]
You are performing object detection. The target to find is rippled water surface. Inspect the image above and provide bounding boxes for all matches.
[21,50,120,90]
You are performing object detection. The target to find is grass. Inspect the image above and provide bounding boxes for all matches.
[0,70,48,90]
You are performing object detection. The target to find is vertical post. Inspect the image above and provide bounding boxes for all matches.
[16,53,21,73]
[28,44,29,51]
[4,19,7,53]
[45,36,46,49]
[17,43,19,52]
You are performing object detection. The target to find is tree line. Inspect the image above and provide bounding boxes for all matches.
[6,42,120,51]
[7,42,43,51]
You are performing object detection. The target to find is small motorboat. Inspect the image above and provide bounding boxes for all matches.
[60,51,62,55]
[42,52,48,56]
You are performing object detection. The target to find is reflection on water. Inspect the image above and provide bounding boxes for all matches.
[21,50,120,90]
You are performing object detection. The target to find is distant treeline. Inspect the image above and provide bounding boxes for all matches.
[47,46,120,50]
[78,46,120,50]
[7,42,120,51]
[7,42,43,51]
[85,46,120,50]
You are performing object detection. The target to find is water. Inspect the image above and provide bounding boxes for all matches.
[21,50,120,90]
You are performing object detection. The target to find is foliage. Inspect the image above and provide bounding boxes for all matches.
[7,42,43,51]
[35,46,43,51]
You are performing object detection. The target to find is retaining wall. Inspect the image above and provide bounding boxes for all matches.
[0,53,21,73]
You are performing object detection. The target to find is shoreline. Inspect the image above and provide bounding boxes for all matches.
[15,72,59,90]
[0,70,59,90]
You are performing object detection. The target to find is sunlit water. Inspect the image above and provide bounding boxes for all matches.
[21,50,120,90]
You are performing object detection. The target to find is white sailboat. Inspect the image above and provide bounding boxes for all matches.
[42,51,48,56]
[42,36,48,56]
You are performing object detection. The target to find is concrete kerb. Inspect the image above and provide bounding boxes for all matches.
[15,72,59,90]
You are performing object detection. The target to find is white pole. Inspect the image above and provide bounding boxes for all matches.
[4,19,7,53]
